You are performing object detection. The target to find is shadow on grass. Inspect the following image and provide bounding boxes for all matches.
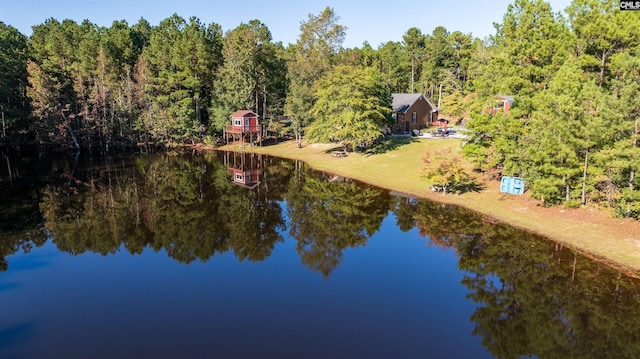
[359,136,418,156]
[261,137,287,146]
[454,180,484,194]
[435,180,485,195]
[321,145,349,157]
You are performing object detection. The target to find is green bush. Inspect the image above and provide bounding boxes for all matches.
[563,199,582,209]
[203,135,217,147]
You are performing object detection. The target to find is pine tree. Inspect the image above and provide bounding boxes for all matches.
[567,0,640,88]
[464,0,571,181]
[374,41,410,93]
[141,15,221,143]
[0,22,29,143]
[210,20,285,134]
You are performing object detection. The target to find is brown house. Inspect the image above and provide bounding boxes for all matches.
[226,110,262,146]
[391,93,438,133]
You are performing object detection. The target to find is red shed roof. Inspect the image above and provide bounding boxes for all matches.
[230,110,258,118]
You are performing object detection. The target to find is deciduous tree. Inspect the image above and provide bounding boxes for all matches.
[422,147,475,195]
[284,7,346,145]
[305,66,391,151]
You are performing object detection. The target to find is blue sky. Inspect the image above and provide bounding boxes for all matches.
[1,0,573,47]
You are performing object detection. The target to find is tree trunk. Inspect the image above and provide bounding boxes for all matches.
[627,119,638,217]
[263,86,267,138]
[196,96,201,124]
[67,126,80,151]
[631,118,638,192]
[582,148,588,205]
[598,49,607,88]
[5,154,12,180]
[1,109,5,139]
[411,57,415,93]
[255,89,259,114]
[61,109,80,151]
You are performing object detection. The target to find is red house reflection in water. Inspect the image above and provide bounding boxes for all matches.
[225,151,263,189]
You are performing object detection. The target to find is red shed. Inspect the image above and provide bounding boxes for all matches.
[226,110,262,146]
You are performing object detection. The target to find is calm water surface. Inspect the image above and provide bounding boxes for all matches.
[1,151,640,359]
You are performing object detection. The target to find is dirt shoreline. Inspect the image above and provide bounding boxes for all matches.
[198,140,640,278]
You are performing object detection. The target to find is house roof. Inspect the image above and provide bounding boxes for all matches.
[392,93,438,113]
[496,95,515,106]
[230,110,258,118]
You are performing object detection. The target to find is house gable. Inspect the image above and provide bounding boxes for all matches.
[230,110,258,119]
[392,93,436,114]
[230,110,259,127]
[489,95,515,114]
[390,93,438,133]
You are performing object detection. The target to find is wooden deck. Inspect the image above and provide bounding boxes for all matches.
[225,125,263,146]
[226,125,262,134]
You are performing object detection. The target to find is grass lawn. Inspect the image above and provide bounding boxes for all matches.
[215,136,640,277]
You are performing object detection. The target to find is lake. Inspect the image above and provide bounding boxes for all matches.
[2,150,640,358]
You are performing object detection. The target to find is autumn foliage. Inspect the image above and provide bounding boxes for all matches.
[421,147,477,195]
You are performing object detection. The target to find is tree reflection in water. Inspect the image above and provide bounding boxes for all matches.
[404,199,640,359]
[2,151,640,358]
[35,152,287,264]
[285,166,389,277]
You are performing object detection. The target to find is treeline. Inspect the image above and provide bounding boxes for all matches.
[0,7,476,151]
[1,0,640,217]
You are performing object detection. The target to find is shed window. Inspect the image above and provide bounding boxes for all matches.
[428,112,433,123]
[412,112,417,123]
[392,113,397,123]
[233,119,242,126]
